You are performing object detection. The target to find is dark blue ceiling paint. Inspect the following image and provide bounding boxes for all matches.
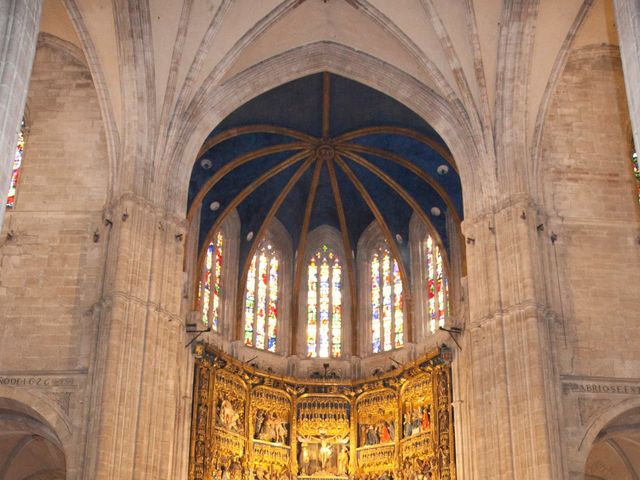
[328,75,444,143]
[340,158,413,271]
[346,133,463,215]
[189,72,463,277]
[189,133,301,207]
[308,167,340,233]
[212,74,325,138]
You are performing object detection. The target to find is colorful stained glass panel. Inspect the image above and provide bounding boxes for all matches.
[425,235,449,334]
[6,121,24,208]
[306,247,342,358]
[634,152,640,203]
[370,246,403,353]
[243,242,280,352]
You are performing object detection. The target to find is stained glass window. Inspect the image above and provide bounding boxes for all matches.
[371,246,404,353]
[633,152,640,204]
[197,232,223,331]
[307,245,342,358]
[425,235,449,334]
[6,119,25,208]
[244,241,279,352]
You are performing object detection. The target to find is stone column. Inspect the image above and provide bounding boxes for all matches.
[455,197,564,479]
[0,0,42,231]
[615,0,640,151]
[84,194,189,478]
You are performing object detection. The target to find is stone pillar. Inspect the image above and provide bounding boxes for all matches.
[615,0,640,151]
[0,0,42,231]
[455,197,564,479]
[85,194,189,478]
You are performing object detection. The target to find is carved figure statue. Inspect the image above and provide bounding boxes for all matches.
[299,443,310,475]
[387,420,395,441]
[378,421,391,443]
[337,445,349,475]
[366,425,379,445]
[254,409,266,437]
[219,398,240,432]
[403,412,411,438]
[411,408,421,435]
[319,437,333,471]
[421,405,431,431]
[274,414,288,443]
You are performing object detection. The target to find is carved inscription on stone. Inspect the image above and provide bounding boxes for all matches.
[0,376,76,387]
[562,381,640,395]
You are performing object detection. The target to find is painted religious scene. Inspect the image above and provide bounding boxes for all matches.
[189,345,455,480]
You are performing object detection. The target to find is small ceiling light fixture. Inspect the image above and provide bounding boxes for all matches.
[436,164,449,175]
[209,201,220,211]
[246,231,254,241]
[395,234,403,244]
[430,206,442,216]
[200,158,212,170]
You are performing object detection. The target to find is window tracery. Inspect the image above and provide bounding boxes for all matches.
[424,235,449,334]
[243,240,280,352]
[198,232,224,331]
[306,244,343,358]
[370,244,404,353]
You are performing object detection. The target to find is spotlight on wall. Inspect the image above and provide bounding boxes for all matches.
[93,230,100,243]
[6,230,15,241]
[536,223,544,232]
[122,210,129,222]
[550,232,558,244]
[466,236,475,245]
[175,233,183,242]
[520,211,527,220]
[104,218,113,227]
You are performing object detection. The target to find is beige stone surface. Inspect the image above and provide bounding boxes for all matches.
[0,1,639,479]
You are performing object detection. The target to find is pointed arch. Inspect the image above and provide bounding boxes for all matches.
[166,42,490,218]
[357,222,406,355]
[409,213,450,340]
[242,218,293,354]
[299,226,352,358]
[195,209,240,337]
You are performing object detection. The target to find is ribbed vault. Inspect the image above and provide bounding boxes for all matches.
[188,72,462,343]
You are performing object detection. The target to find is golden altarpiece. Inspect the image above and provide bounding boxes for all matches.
[189,344,455,480]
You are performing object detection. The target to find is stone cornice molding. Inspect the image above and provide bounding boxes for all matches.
[106,191,188,230]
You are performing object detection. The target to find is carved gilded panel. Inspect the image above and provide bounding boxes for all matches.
[188,345,455,480]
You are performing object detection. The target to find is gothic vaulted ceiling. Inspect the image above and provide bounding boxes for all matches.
[188,73,462,272]
[40,0,619,214]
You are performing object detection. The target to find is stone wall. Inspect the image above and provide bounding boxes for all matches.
[540,44,640,477]
[0,40,108,478]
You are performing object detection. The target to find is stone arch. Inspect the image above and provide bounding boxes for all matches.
[297,225,353,358]
[238,217,294,355]
[580,401,640,479]
[355,220,409,355]
[164,41,490,218]
[0,395,68,479]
